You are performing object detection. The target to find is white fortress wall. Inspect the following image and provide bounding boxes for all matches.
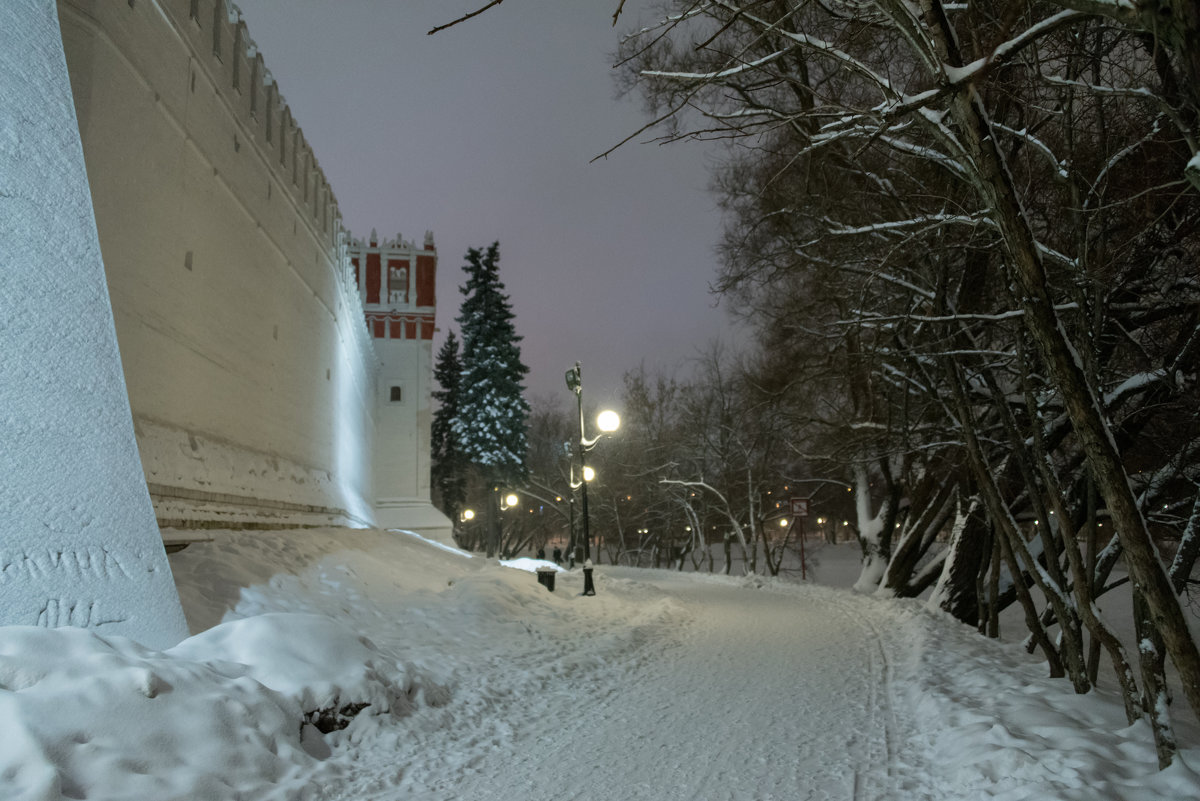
[0,0,188,647]
[58,0,378,527]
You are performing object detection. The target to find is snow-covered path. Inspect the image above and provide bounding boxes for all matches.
[330,568,931,801]
[4,529,1199,801]
[454,576,897,801]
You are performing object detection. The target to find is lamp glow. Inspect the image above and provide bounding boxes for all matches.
[582,466,595,482]
[596,409,620,432]
[504,493,519,508]
[461,509,475,521]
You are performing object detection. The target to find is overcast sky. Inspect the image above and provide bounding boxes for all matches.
[232,0,741,411]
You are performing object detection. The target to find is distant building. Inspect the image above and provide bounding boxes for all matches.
[55,0,451,539]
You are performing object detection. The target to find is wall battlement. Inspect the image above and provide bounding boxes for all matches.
[167,0,341,251]
[159,0,378,385]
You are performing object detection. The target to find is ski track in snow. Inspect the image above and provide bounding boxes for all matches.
[322,570,933,801]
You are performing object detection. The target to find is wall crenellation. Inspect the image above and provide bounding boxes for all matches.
[159,0,376,373]
[167,0,341,252]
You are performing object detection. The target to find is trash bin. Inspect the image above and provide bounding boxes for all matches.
[582,560,595,596]
[536,566,556,592]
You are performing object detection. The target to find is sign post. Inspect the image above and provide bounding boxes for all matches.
[790,498,810,580]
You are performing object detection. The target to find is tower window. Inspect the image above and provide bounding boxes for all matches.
[389,385,404,404]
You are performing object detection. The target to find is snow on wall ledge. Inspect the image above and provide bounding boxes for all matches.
[0,0,188,649]
[135,418,374,529]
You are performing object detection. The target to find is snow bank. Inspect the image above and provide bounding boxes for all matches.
[0,626,308,801]
[499,557,564,573]
[891,601,1200,800]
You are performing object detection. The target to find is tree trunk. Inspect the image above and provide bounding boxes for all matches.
[1170,494,1200,593]
[987,529,1001,638]
[966,90,1200,716]
[1134,591,1178,768]
[944,359,1070,677]
[931,498,990,625]
[927,14,1200,712]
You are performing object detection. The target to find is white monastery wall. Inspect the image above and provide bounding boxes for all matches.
[0,0,187,648]
[57,0,379,528]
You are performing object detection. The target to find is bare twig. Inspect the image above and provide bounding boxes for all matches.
[612,0,627,26]
[428,0,505,36]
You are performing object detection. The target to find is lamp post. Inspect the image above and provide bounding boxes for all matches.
[564,361,620,573]
[457,508,475,549]
[485,489,519,557]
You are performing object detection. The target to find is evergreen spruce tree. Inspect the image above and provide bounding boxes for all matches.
[431,330,467,519]
[452,243,530,554]
[452,242,530,485]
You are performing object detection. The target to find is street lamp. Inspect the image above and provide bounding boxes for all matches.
[564,361,620,576]
[456,508,475,547]
[479,489,520,557]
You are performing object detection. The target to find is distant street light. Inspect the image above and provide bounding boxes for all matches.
[565,361,620,586]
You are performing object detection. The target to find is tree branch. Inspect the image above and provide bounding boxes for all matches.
[428,0,506,36]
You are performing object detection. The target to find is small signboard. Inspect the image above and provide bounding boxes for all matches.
[789,497,809,518]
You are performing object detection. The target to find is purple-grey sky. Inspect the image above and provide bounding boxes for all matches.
[232,0,740,411]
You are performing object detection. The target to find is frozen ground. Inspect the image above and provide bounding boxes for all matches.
[1,528,1198,800]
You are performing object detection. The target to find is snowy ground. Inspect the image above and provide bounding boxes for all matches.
[1,529,1198,800]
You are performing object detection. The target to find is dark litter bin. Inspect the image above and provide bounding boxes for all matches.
[536,567,557,592]
[582,560,596,596]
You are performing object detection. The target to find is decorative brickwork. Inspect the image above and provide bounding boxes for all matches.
[347,232,437,341]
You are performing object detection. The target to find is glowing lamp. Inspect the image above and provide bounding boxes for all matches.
[596,409,620,432]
